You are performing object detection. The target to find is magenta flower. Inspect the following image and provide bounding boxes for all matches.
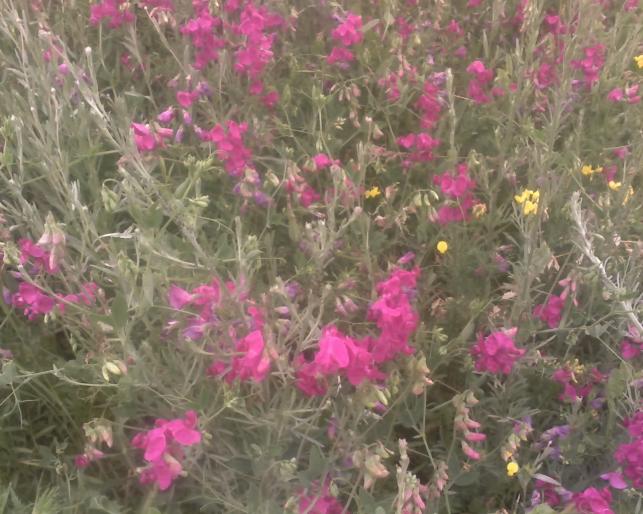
[331,12,363,46]
[471,327,525,375]
[571,44,606,89]
[312,153,338,170]
[614,411,643,488]
[327,46,355,67]
[89,0,134,28]
[10,282,56,320]
[533,294,565,328]
[210,330,272,383]
[131,123,157,153]
[572,487,613,514]
[131,411,201,491]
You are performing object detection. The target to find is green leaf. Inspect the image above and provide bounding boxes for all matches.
[110,293,128,330]
[0,362,17,387]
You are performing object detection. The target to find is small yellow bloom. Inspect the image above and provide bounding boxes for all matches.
[523,200,538,215]
[436,240,448,254]
[364,186,381,199]
[608,180,622,191]
[581,165,594,176]
[514,191,528,204]
[515,189,540,216]
[635,54,643,69]
[506,461,520,477]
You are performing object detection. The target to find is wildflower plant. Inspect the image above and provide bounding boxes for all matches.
[0,0,641,512]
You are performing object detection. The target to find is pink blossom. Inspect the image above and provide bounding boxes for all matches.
[131,411,201,491]
[608,88,624,102]
[210,330,272,383]
[176,90,197,108]
[461,441,481,460]
[312,154,338,170]
[207,121,253,177]
[600,471,628,490]
[572,487,613,514]
[10,282,56,320]
[131,123,158,153]
[168,285,194,310]
[19,238,58,273]
[89,0,134,28]
[331,12,363,46]
[180,7,225,69]
[471,327,525,375]
[433,164,476,199]
[533,294,565,328]
[327,47,354,67]
[571,44,606,89]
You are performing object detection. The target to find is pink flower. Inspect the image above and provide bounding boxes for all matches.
[19,238,58,273]
[572,44,606,89]
[461,441,481,460]
[466,60,494,83]
[312,153,338,170]
[471,327,525,375]
[168,285,194,310]
[327,46,354,67]
[207,121,253,177]
[433,163,476,199]
[572,487,613,514]
[600,471,628,490]
[608,88,624,102]
[176,90,197,108]
[131,411,201,491]
[89,0,134,28]
[331,12,363,46]
[533,294,565,328]
[10,282,56,320]
[132,123,158,152]
[210,330,272,383]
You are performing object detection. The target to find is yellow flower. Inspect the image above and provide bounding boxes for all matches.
[635,54,643,69]
[436,240,448,254]
[608,180,621,191]
[514,191,529,204]
[506,461,520,477]
[364,186,381,199]
[523,200,538,215]
[515,189,540,215]
[581,165,594,176]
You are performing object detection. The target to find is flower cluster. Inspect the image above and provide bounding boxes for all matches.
[327,12,363,68]
[433,163,477,225]
[89,0,134,28]
[614,410,643,489]
[572,487,614,514]
[180,1,225,69]
[552,362,605,405]
[131,411,202,491]
[295,267,420,396]
[466,60,502,104]
[454,392,486,461]
[471,327,525,375]
[572,44,606,89]
[514,188,540,215]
